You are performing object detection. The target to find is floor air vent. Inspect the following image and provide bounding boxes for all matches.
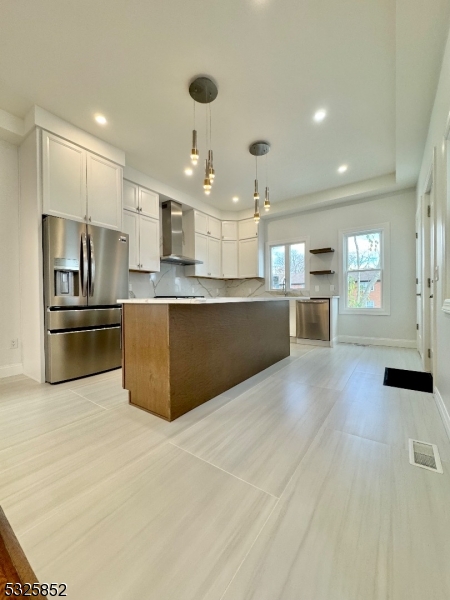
[409,439,443,473]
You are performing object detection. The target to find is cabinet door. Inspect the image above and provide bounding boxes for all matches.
[139,215,160,272]
[42,131,86,221]
[194,211,208,236]
[238,218,258,240]
[122,210,140,270]
[222,240,238,278]
[87,153,122,230]
[123,180,139,212]
[139,187,159,219]
[207,216,221,239]
[194,233,208,277]
[239,238,258,278]
[222,221,238,240]
[207,237,221,278]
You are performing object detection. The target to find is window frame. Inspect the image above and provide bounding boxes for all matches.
[339,223,391,316]
[266,237,310,292]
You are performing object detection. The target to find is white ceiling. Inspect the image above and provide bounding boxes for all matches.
[0,0,449,212]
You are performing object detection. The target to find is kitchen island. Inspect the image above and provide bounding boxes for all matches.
[118,298,290,421]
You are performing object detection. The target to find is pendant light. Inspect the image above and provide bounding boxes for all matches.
[249,141,270,222]
[189,76,218,195]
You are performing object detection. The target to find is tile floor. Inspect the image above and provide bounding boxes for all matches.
[0,343,449,599]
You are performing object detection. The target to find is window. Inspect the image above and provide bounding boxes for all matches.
[269,241,306,291]
[340,224,390,315]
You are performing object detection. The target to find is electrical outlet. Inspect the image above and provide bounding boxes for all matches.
[10,339,18,349]
[128,282,132,292]
[315,286,320,292]
[330,285,335,291]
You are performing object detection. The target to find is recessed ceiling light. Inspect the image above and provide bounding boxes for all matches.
[313,109,327,122]
[338,164,348,173]
[94,114,107,125]
[232,196,239,203]
[184,168,193,176]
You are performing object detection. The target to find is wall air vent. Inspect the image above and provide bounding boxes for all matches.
[409,439,443,473]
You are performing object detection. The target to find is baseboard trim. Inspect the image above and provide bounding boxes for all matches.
[434,386,450,442]
[337,335,417,349]
[0,363,23,379]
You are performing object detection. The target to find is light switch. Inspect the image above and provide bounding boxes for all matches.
[129,282,133,292]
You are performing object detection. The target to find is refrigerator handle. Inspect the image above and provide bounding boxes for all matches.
[88,234,96,297]
[81,233,88,297]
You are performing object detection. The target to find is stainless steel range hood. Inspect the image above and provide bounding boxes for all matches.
[160,200,203,266]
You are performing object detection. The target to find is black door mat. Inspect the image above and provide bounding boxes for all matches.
[383,367,433,393]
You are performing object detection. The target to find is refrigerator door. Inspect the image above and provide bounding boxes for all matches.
[87,224,129,306]
[43,216,88,307]
[46,326,121,383]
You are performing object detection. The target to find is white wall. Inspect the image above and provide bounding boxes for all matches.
[264,190,417,345]
[418,22,450,430]
[0,139,21,376]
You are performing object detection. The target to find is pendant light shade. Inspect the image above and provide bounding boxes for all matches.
[264,186,270,211]
[254,195,260,223]
[203,159,212,195]
[254,179,259,200]
[208,150,215,181]
[190,129,199,165]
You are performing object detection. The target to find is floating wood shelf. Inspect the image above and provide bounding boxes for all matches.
[310,270,335,275]
[310,247,335,254]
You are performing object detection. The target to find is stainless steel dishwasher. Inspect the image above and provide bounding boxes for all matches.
[296,299,330,341]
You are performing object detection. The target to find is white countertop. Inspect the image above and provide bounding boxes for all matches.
[118,297,297,305]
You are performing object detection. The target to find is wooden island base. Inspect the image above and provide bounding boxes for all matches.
[122,300,290,421]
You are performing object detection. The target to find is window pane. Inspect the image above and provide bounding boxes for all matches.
[347,271,382,308]
[347,232,381,271]
[271,245,285,289]
[289,243,305,289]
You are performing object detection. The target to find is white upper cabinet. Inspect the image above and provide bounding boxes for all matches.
[207,237,221,278]
[222,240,238,278]
[122,210,140,270]
[42,131,86,222]
[139,188,159,219]
[193,211,221,239]
[123,180,139,212]
[42,130,122,230]
[238,218,259,240]
[123,180,159,219]
[239,238,259,278]
[222,221,238,240]
[87,153,122,230]
[207,216,221,240]
[194,233,209,277]
[139,215,160,272]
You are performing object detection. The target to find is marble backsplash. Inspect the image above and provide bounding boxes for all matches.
[128,264,310,299]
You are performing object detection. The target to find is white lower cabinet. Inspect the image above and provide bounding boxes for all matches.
[222,240,238,278]
[239,238,259,278]
[122,210,160,272]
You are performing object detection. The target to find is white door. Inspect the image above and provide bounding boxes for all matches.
[42,131,86,222]
[222,240,238,278]
[207,216,221,239]
[222,221,238,240]
[194,211,209,236]
[194,233,208,277]
[123,180,139,212]
[415,207,423,359]
[139,188,159,219]
[122,210,140,270]
[239,238,258,278]
[429,191,436,375]
[208,237,221,278]
[87,153,122,230]
[139,215,160,272]
[238,218,258,240]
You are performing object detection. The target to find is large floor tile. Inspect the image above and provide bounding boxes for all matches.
[325,380,450,461]
[355,345,422,376]
[0,390,103,451]
[19,443,276,600]
[173,377,337,496]
[69,378,129,409]
[222,428,450,600]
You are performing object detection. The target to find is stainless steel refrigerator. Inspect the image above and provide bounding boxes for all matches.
[43,215,129,383]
